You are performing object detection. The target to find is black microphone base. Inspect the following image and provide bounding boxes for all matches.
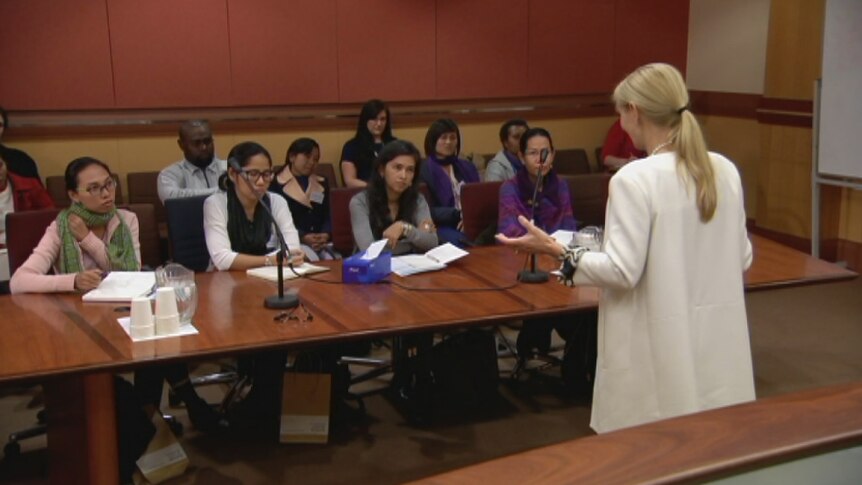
[518,270,549,284]
[264,293,299,309]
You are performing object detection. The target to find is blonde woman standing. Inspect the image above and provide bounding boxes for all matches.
[498,63,754,433]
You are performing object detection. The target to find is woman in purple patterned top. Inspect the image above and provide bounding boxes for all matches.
[498,127,577,238]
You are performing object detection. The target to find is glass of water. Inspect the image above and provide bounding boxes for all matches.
[575,226,604,252]
[155,263,198,325]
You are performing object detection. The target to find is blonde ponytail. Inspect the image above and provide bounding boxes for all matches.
[674,109,716,221]
[613,63,718,222]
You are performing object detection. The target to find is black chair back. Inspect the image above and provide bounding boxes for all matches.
[164,195,210,272]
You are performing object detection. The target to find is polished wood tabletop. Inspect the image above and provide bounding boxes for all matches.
[0,235,855,385]
[411,380,862,485]
[0,234,854,484]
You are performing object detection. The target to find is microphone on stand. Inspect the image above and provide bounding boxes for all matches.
[228,158,299,309]
[518,148,550,284]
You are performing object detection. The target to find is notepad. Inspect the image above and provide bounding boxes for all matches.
[82,272,156,303]
[246,263,330,282]
[391,243,468,277]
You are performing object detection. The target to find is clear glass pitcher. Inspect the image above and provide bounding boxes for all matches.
[575,226,604,252]
[155,263,198,325]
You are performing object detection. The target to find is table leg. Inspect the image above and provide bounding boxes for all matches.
[45,372,118,485]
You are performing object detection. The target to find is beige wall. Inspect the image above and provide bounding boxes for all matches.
[686,0,771,94]
[698,116,761,215]
[8,116,616,192]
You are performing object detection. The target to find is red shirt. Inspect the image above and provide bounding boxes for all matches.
[601,120,646,165]
[7,172,55,211]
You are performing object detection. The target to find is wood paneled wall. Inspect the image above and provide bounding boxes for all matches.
[0,0,689,110]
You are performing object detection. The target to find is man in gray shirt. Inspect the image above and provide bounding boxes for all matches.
[483,119,529,182]
[158,120,227,202]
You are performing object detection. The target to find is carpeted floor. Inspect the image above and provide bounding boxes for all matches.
[1,277,860,484]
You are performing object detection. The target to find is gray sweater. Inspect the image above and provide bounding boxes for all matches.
[483,150,516,182]
[349,191,438,255]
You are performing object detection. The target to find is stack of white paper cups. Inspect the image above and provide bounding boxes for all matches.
[130,296,155,338]
[154,287,181,335]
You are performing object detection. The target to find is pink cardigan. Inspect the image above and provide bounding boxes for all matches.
[10,209,141,293]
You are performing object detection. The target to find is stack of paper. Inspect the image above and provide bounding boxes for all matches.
[246,262,330,282]
[82,272,156,303]
[391,243,468,277]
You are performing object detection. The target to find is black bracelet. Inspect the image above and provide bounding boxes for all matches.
[558,246,589,287]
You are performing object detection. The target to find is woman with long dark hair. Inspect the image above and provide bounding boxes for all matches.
[204,141,302,270]
[419,118,479,246]
[203,141,302,429]
[270,137,337,261]
[340,99,396,188]
[349,140,437,254]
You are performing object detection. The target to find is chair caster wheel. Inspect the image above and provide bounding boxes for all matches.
[3,441,21,460]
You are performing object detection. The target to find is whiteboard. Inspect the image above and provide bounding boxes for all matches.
[818,0,862,179]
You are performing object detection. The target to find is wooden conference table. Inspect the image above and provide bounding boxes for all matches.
[0,235,855,483]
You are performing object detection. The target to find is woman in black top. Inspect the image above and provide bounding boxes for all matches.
[340,99,395,188]
[270,137,338,260]
[0,106,41,180]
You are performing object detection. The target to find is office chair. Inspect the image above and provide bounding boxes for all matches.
[562,173,611,228]
[460,181,502,245]
[314,163,339,188]
[554,148,592,175]
[329,187,363,256]
[164,195,211,272]
[3,208,62,458]
[164,195,242,406]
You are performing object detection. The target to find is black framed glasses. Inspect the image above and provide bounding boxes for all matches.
[78,177,117,197]
[241,169,275,183]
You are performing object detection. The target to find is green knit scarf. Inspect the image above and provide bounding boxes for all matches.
[57,203,139,274]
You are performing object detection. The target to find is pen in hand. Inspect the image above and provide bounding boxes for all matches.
[75,269,105,291]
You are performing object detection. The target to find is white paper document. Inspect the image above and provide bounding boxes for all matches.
[246,263,329,282]
[391,243,468,277]
[82,271,156,303]
[550,230,575,248]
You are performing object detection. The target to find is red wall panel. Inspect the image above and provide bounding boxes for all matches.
[336,0,436,103]
[107,0,233,108]
[613,0,689,79]
[528,0,617,95]
[436,0,530,100]
[0,0,115,110]
[228,0,339,106]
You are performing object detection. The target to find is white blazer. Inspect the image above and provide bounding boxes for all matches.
[573,151,755,433]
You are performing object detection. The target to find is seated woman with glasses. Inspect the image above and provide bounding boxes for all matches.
[203,141,302,430]
[204,141,303,270]
[10,157,225,434]
[419,118,479,247]
[11,157,137,293]
[270,137,338,261]
[497,128,585,362]
[350,139,438,255]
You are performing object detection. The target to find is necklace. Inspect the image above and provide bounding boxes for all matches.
[650,141,672,156]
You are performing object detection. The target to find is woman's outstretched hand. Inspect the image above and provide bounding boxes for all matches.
[495,215,565,258]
